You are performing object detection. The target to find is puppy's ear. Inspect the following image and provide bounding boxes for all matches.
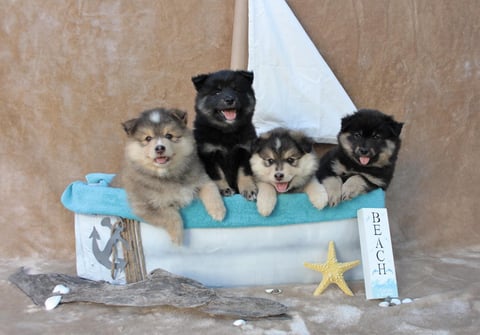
[238,70,254,85]
[340,113,355,132]
[170,109,188,126]
[299,137,315,154]
[191,74,208,91]
[122,118,138,136]
[389,120,404,137]
[290,131,315,153]
[250,137,262,154]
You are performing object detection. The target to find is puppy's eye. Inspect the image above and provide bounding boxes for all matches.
[286,157,296,165]
[353,132,362,139]
[145,136,153,142]
[265,158,274,166]
[372,133,382,140]
[165,133,181,142]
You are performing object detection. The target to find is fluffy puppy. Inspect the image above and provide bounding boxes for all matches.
[192,69,257,200]
[250,128,328,216]
[316,109,404,206]
[112,108,226,244]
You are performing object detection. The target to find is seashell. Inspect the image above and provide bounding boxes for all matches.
[265,288,282,294]
[402,298,413,304]
[52,284,70,294]
[233,319,246,327]
[378,301,390,307]
[44,295,62,310]
[390,298,402,305]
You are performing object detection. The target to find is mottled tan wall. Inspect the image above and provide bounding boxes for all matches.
[287,0,480,251]
[1,0,478,261]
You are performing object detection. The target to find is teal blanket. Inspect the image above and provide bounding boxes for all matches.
[61,173,385,229]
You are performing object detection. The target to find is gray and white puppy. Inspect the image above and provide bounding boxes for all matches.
[250,128,328,216]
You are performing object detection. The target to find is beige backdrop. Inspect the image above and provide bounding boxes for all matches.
[1,0,478,262]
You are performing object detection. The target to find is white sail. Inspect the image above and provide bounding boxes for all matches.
[248,0,356,143]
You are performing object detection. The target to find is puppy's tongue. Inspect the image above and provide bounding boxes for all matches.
[275,182,289,193]
[359,156,370,165]
[221,109,237,121]
[154,156,170,164]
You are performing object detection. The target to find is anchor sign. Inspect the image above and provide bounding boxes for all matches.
[89,217,130,279]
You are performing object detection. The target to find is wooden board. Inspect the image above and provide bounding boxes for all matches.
[9,267,287,318]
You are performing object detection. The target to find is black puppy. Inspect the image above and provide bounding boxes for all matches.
[317,109,403,206]
[192,69,257,200]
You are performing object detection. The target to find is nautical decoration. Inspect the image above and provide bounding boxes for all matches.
[357,208,399,299]
[9,268,288,318]
[304,241,360,296]
[248,0,356,143]
[89,217,130,279]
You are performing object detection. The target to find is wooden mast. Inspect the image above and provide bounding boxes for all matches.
[230,0,248,70]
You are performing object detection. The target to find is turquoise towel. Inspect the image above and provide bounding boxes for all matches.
[61,173,385,229]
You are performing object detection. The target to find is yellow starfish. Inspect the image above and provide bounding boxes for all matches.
[304,240,360,296]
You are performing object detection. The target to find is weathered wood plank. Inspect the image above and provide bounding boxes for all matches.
[9,267,288,318]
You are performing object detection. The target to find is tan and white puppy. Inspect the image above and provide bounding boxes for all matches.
[112,108,226,244]
[250,128,328,216]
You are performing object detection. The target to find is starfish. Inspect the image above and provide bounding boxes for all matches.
[304,240,360,296]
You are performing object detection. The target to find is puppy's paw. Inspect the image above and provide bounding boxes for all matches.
[257,195,276,217]
[134,206,184,244]
[237,173,257,201]
[341,190,358,201]
[341,175,368,201]
[220,187,236,197]
[215,179,235,197]
[328,192,342,207]
[169,227,183,245]
[240,185,257,201]
[199,181,227,221]
[205,200,226,222]
[160,211,184,245]
[256,182,277,216]
[322,176,343,207]
[304,179,328,210]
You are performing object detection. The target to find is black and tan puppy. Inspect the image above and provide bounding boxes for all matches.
[250,128,328,216]
[112,108,226,244]
[316,109,404,206]
[192,69,258,200]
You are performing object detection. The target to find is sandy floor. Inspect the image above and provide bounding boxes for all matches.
[2,246,480,335]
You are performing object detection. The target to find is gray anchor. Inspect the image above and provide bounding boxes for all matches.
[89,217,130,278]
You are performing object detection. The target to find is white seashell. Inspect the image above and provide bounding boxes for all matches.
[265,288,282,294]
[44,295,62,310]
[390,298,402,305]
[233,319,246,327]
[402,298,413,304]
[378,301,390,307]
[52,284,70,294]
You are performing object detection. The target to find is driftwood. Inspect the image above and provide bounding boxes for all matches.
[9,267,288,318]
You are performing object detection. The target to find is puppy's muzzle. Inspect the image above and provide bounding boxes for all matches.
[358,147,369,155]
[224,96,235,106]
[274,172,284,181]
[155,145,166,155]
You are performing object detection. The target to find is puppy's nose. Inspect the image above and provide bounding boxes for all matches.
[155,145,166,154]
[274,172,284,181]
[358,147,369,155]
[224,96,235,106]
